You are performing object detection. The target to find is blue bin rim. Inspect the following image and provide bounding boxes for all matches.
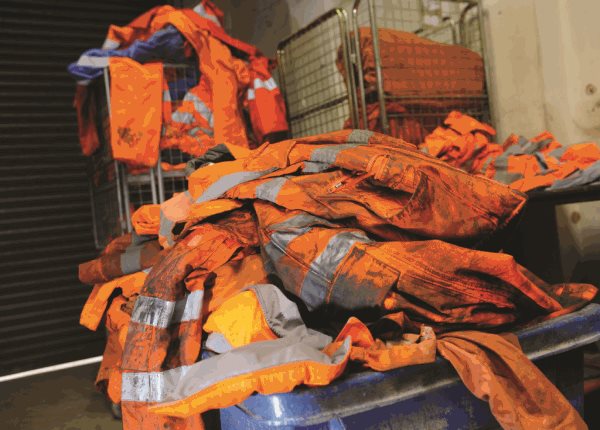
[227,303,600,427]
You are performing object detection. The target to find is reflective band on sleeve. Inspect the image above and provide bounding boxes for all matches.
[195,169,276,203]
[120,246,142,274]
[247,88,255,101]
[122,366,190,402]
[184,93,214,127]
[255,177,287,203]
[269,213,337,231]
[172,290,204,323]
[347,129,374,144]
[158,209,175,247]
[163,89,171,103]
[310,143,365,166]
[299,231,372,310]
[131,291,203,328]
[131,296,176,328]
[76,55,110,68]
[189,126,214,138]
[303,161,330,173]
[171,111,194,125]
[253,77,278,91]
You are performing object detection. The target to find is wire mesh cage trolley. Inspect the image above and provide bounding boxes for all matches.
[88,64,199,249]
[277,8,359,138]
[351,0,493,144]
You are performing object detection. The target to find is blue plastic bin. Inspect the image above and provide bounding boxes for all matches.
[219,304,600,429]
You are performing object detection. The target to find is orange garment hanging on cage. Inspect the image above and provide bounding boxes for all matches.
[108,58,164,167]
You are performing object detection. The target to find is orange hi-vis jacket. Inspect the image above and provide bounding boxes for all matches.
[420,111,600,192]
[80,130,595,430]
[75,1,288,165]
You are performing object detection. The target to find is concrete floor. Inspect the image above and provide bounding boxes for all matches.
[0,364,121,430]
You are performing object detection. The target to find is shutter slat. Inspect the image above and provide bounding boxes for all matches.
[0,0,163,375]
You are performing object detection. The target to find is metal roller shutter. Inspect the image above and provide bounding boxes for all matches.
[0,0,163,375]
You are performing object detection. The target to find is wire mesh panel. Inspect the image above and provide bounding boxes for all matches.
[88,64,199,249]
[352,0,491,144]
[277,8,358,138]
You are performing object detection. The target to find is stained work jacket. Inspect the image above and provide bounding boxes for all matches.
[420,111,600,191]
[70,1,288,165]
[79,130,595,430]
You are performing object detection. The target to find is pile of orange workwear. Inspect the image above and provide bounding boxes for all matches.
[72,1,288,168]
[421,111,600,192]
[79,129,596,430]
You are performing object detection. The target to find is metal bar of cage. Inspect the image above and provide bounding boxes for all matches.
[352,0,493,143]
[277,8,358,138]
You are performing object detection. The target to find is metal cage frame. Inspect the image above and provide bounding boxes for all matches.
[276,8,359,138]
[88,64,197,249]
[351,0,494,137]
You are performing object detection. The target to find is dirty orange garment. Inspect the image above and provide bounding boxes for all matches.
[78,234,161,285]
[420,112,600,192]
[78,130,596,430]
[438,331,587,429]
[108,58,163,167]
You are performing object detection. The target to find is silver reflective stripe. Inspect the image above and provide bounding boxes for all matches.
[77,55,110,67]
[172,111,194,125]
[348,129,373,144]
[142,267,152,274]
[131,291,203,328]
[303,161,330,173]
[300,231,371,310]
[163,89,171,103]
[156,336,350,404]
[269,213,337,231]
[184,93,214,127]
[253,77,277,91]
[131,296,176,328]
[122,366,190,402]
[247,88,255,101]
[189,126,214,138]
[193,3,221,26]
[205,332,233,353]
[255,177,287,203]
[195,168,276,203]
[158,209,175,247]
[123,284,346,404]
[549,145,569,159]
[120,246,142,274]
[102,39,120,50]
[172,290,204,323]
[309,143,364,166]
